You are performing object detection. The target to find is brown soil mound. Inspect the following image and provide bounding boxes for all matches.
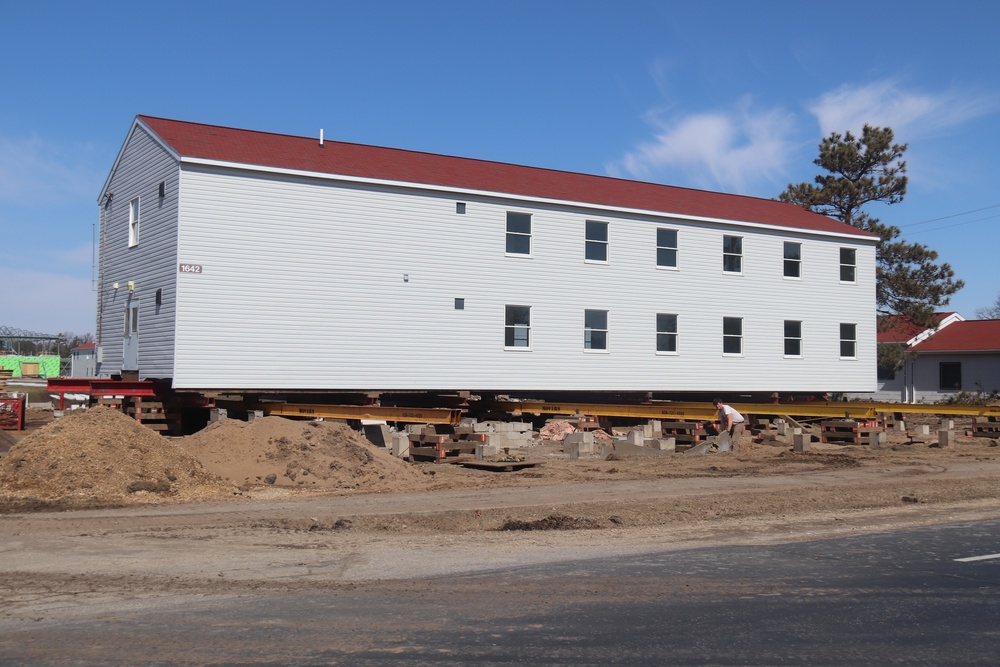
[177,416,430,492]
[0,407,233,508]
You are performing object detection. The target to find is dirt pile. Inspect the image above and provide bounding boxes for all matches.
[0,407,234,508]
[177,416,430,492]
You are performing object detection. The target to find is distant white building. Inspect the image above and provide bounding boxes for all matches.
[905,319,1000,403]
[93,116,878,396]
[866,312,965,402]
[70,342,97,378]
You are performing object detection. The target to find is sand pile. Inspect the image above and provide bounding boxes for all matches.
[0,407,234,507]
[177,416,430,492]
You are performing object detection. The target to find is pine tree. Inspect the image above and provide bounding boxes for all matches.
[780,125,963,329]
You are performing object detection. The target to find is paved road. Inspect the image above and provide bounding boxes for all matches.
[2,519,999,665]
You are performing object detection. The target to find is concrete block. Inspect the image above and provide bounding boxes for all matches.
[649,420,661,436]
[626,430,645,446]
[916,424,930,436]
[566,440,593,460]
[210,408,227,423]
[363,424,392,448]
[895,421,907,431]
[564,431,595,446]
[511,422,532,433]
[247,409,264,422]
[475,443,500,461]
[391,434,410,458]
[872,431,888,447]
[938,430,954,447]
[52,410,65,420]
[684,440,715,455]
[650,437,676,452]
[494,422,514,432]
[793,433,811,452]
[940,419,955,431]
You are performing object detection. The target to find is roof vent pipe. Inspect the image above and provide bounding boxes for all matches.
[319,129,324,147]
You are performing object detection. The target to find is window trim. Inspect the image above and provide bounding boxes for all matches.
[656,227,678,270]
[656,313,678,355]
[504,304,531,350]
[839,322,857,359]
[584,220,609,264]
[505,211,532,257]
[584,309,609,353]
[840,247,857,283]
[783,242,801,279]
[723,316,743,356]
[783,319,802,357]
[723,235,743,274]
[128,197,140,247]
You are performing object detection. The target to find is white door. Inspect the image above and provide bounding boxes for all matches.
[123,302,139,371]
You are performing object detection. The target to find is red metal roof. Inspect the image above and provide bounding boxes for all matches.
[911,320,1000,353]
[878,313,956,344]
[137,115,876,238]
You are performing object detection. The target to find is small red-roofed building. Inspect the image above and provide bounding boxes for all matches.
[906,320,1000,402]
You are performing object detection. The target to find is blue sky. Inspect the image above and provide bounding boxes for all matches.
[1,0,998,335]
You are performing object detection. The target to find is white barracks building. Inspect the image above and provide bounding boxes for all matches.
[95,116,878,395]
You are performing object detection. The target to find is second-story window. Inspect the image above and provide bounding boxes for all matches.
[506,212,531,256]
[784,242,801,278]
[129,197,140,247]
[723,235,743,273]
[657,228,678,268]
[585,220,608,262]
[840,248,856,282]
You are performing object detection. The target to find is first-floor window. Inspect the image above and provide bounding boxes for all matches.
[585,309,608,351]
[656,313,678,353]
[723,317,743,355]
[784,320,802,356]
[840,323,857,358]
[939,362,962,390]
[504,305,530,348]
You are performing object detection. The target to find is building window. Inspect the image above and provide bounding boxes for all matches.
[656,313,678,353]
[454,298,465,310]
[128,197,140,247]
[723,317,743,355]
[584,309,608,351]
[504,305,530,348]
[506,212,531,256]
[784,320,802,356]
[840,323,857,358]
[585,220,608,262]
[657,228,678,268]
[124,304,139,336]
[723,235,742,273]
[939,362,962,390]
[784,242,801,278]
[840,248,856,282]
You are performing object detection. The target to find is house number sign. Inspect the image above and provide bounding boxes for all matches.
[179,263,203,274]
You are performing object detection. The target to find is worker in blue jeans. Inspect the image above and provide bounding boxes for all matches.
[713,398,745,452]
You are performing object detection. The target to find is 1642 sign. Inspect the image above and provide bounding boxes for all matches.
[179,263,203,274]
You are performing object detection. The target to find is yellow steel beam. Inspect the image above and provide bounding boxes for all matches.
[493,400,1000,421]
[253,403,463,424]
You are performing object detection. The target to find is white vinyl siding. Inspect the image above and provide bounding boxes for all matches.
[96,123,180,379]
[166,162,878,392]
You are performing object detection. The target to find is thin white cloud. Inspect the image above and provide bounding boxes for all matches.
[809,79,998,139]
[607,97,798,194]
[0,133,103,206]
